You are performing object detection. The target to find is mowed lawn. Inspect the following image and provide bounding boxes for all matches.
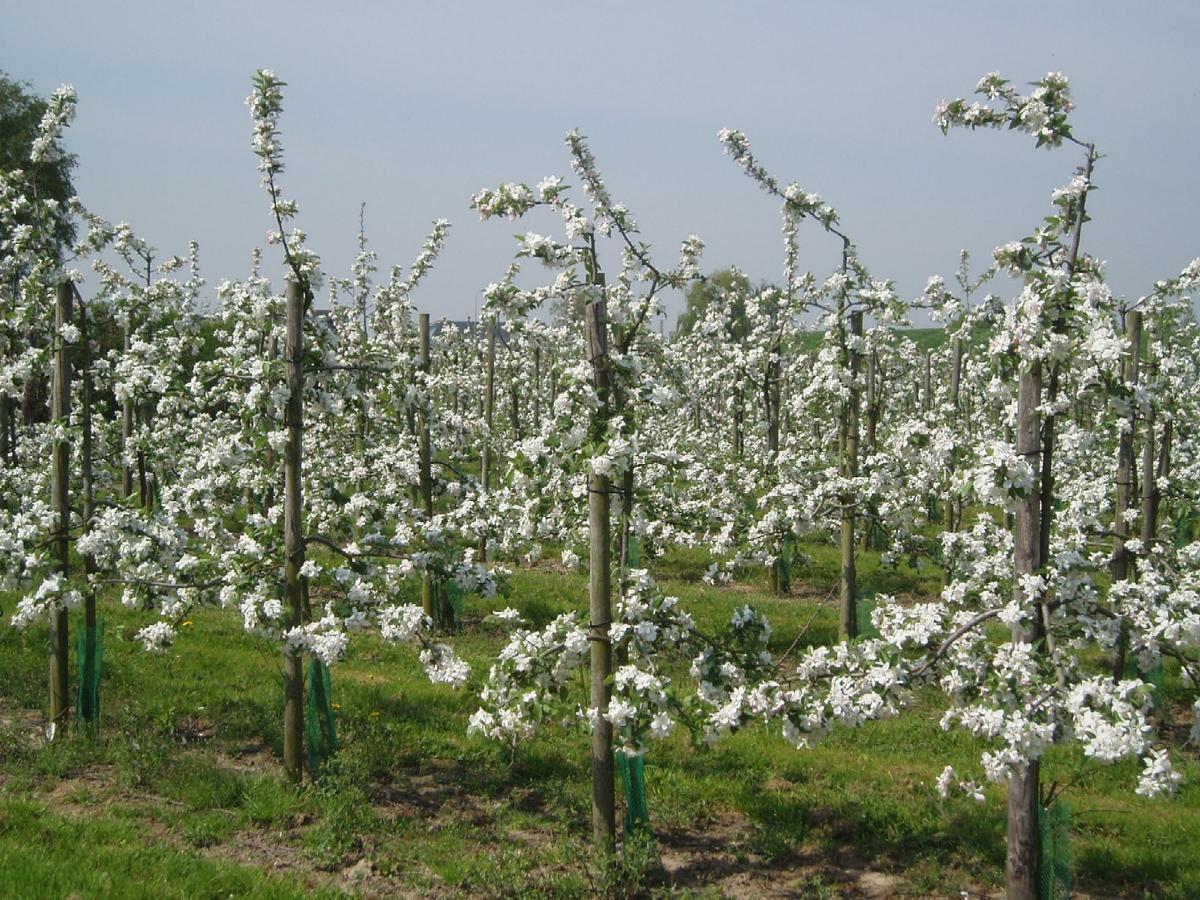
[0,546,1196,898]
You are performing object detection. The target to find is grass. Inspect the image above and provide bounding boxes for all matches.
[1,542,1197,897]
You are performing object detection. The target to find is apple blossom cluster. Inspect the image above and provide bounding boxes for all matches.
[933,71,1075,148]
[246,69,320,287]
[29,84,77,165]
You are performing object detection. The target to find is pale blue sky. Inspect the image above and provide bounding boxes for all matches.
[5,2,1197,323]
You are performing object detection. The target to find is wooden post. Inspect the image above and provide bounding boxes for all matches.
[1111,311,1141,679]
[418,313,438,624]
[839,310,862,639]
[478,322,497,560]
[583,273,616,850]
[49,282,72,734]
[282,280,307,782]
[1008,357,1043,900]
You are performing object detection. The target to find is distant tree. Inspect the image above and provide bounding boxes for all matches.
[673,268,756,340]
[0,71,78,257]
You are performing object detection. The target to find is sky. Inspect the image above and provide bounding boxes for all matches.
[4,2,1197,326]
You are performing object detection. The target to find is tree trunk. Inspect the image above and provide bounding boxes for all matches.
[1039,147,1095,566]
[763,347,788,594]
[478,323,497,560]
[137,397,152,508]
[1156,421,1172,541]
[1008,358,1043,899]
[282,280,307,782]
[533,344,542,431]
[583,274,616,851]
[943,336,964,587]
[865,350,878,455]
[1139,344,1161,549]
[862,349,883,554]
[1,392,12,469]
[508,381,523,441]
[417,313,439,624]
[839,311,862,639]
[733,386,744,458]
[49,282,72,734]
[265,331,279,514]
[21,361,49,427]
[922,350,932,413]
[122,325,135,499]
[1111,311,1141,680]
[618,465,636,640]
[1007,760,1042,900]
[79,292,99,724]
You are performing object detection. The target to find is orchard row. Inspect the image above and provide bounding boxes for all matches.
[2,69,1198,897]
